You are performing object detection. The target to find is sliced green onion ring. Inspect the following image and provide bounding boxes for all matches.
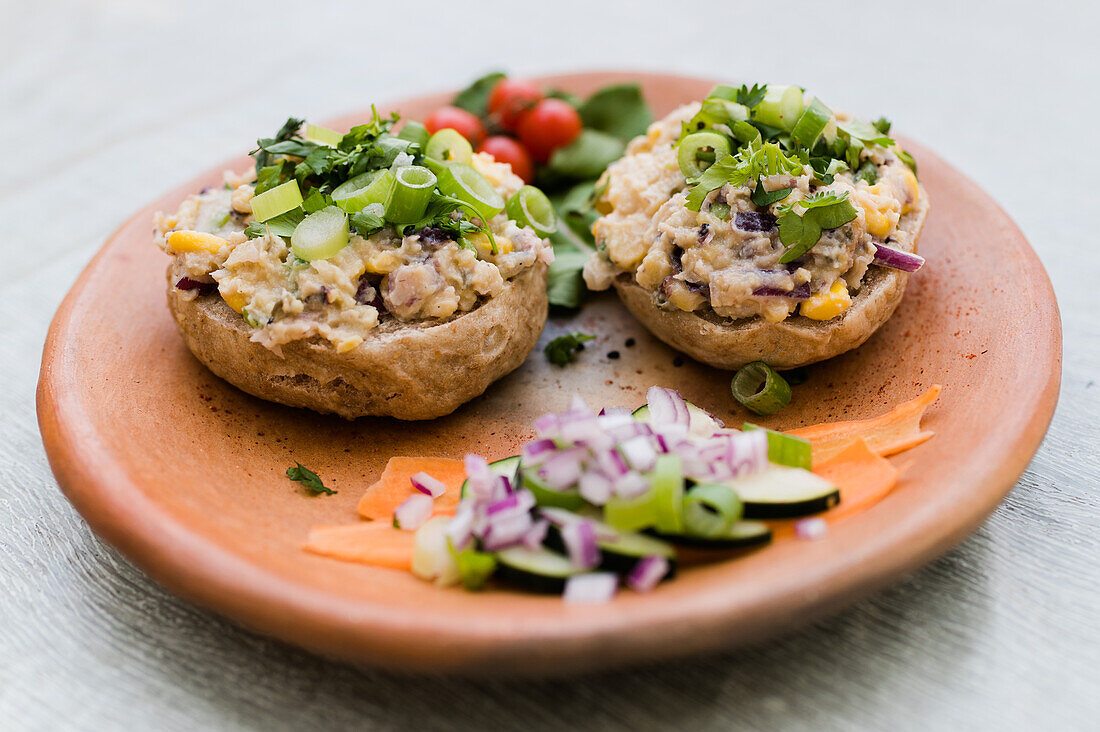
[683,484,742,538]
[437,163,504,221]
[331,169,395,213]
[250,179,303,223]
[652,454,685,534]
[304,123,343,147]
[386,165,437,224]
[708,201,731,221]
[290,206,349,261]
[754,85,805,132]
[742,424,812,469]
[449,540,498,591]
[790,97,833,149]
[604,489,659,532]
[425,128,473,165]
[506,185,557,237]
[732,362,792,416]
[677,132,732,179]
[397,120,430,149]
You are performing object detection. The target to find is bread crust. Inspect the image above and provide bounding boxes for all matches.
[167,264,548,420]
[612,187,929,370]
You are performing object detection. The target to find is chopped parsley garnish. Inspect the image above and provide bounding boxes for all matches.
[775,191,858,264]
[286,463,336,495]
[545,332,595,366]
[736,83,768,110]
[675,82,907,261]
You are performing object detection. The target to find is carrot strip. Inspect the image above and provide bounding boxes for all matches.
[303,523,416,570]
[789,385,941,465]
[356,456,465,521]
[769,437,900,539]
[812,438,899,521]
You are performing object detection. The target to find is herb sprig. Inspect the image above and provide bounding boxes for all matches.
[545,332,595,366]
[286,463,336,495]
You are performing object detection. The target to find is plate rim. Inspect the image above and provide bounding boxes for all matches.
[36,70,1062,675]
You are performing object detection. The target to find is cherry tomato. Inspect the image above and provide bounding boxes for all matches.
[515,98,582,163]
[488,78,544,130]
[423,106,486,147]
[477,136,534,183]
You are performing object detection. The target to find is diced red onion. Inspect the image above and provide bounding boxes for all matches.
[539,449,585,490]
[579,472,612,504]
[594,449,629,478]
[794,517,828,540]
[393,493,433,531]
[873,243,925,272]
[560,520,600,569]
[532,413,560,436]
[645,386,690,427]
[446,503,476,550]
[563,573,618,604]
[597,412,636,430]
[619,435,657,473]
[522,438,557,466]
[727,429,768,479]
[627,555,670,592]
[606,420,653,442]
[599,406,632,418]
[410,471,446,498]
[463,454,495,498]
[487,489,535,517]
[613,471,649,499]
[522,518,550,550]
[753,283,811,300]
[482,511,533,551]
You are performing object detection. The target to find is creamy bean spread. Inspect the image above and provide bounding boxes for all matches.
[584,98,921,323]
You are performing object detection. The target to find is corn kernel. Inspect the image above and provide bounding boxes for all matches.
[863,205,894,238]
[495,235,514,255]
[800,280,851,320]
[222,291,248,314]
[900,167,920,213]
[168,230,228,254]
[363,250,402,275]
[668,286,706,312]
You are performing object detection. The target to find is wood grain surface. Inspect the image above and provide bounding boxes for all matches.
[3,0,1098,729]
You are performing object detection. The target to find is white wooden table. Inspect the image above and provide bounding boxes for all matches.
[2,0,1097,728]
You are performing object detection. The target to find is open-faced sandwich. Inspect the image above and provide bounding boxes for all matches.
[154,112,556,419]
[584,83,928,370]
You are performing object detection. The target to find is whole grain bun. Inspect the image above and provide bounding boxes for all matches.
[167,264,548,420]
[612,188,929,370]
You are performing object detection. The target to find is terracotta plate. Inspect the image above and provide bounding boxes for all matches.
[37,72,1061,675]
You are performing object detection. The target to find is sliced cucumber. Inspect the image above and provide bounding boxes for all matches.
[495,546,584,594]
[655,520,773,550]
[460,455,520,498]
[727,466,839,519]
[544,515,677,576]
[522,470,585,510]
[632,402,723,437]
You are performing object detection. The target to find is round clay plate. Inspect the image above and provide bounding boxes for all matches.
[37,72,1060,676]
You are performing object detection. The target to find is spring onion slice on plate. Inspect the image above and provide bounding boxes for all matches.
[732,362,792,416]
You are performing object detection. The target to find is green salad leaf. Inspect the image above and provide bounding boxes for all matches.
[545,331,595,366]
[546,249,590,310]
[577,84,653,141]
[452,71,506,117]
[547,129,625,179]
[286,463,336,495]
